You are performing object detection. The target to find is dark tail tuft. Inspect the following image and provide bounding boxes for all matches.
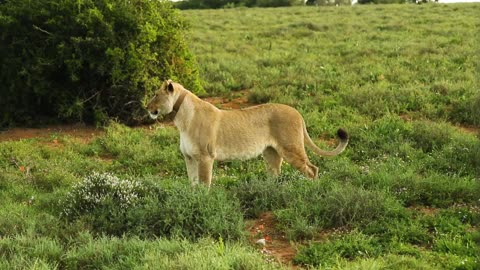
[337,128,349,141]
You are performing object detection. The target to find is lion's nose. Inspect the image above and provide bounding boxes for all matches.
[148,109,159,120]
[147,108,158,115]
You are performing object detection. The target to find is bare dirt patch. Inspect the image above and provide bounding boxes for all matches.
[0,124,103,143]
[203,90,252,110]
[247,212,300,269]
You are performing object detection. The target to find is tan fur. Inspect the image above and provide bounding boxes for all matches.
[147,80,349,187]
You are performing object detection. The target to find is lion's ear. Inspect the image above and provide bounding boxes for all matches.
[167,81,174,93]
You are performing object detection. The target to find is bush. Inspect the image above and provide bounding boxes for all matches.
[60,174,245,240]
[61,172,145,220]
[131,179,245,240]
[228,171,302,218]
[0,0,202,127]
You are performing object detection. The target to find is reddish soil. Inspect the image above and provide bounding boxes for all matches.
[203,90,252,110]
[0,91,253,143]
[0,123,103,143]
[247,212,300,269]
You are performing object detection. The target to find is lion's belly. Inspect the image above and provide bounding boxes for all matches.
[215,138,273,160]
[215,141,269,161]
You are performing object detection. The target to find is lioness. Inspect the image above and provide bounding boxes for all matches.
[147,79,348,187]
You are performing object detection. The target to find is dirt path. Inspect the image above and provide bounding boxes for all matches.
[0,92,252,142]
[0,123,103,142]
[247,212,300,269]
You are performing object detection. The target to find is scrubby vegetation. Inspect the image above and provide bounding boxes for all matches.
[0,0,202,127]
[1,3,479,269]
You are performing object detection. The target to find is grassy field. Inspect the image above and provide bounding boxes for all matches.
[1,3,480,269]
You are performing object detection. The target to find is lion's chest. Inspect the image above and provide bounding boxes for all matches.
[179,133,197,157]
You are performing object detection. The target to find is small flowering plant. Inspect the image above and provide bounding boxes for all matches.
[61,172,145,219]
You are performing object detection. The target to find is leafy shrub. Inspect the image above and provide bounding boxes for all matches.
[60,174,245,240]
[0,0,202,127]
[227,171,303,218]
[61,172,145,220]
[131,179,245,240]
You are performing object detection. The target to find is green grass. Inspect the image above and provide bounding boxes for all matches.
[1,3,480,269]
[186,4,479,126]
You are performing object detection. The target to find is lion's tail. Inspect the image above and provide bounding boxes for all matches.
[303,121,349,157]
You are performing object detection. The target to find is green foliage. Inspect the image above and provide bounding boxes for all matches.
[86,122,184,175]
[275,180,405,240]
[0,0,202,127]
[130,178,245,240]
[1,234,278,270]
[363,216,433,247]
[294,231,383,267]
[391,174,479,207]
[0,235,63,269]
[61,172,146,220]
[1,4,480,269]
[186,4,479,127]
[227,171,302,218]
[60,174,245,240]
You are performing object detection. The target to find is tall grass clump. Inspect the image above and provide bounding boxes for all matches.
[275,180,405,240]
[294,231,383,268]
[228,170,305,218]
[0,236,63,269]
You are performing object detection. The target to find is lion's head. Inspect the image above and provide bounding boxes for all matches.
[146,79,177,120]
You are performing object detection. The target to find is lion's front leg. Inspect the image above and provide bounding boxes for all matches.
[197,156,214,188]
[184,155,199,185]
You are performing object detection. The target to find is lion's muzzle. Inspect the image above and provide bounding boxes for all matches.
[148,109,159,120]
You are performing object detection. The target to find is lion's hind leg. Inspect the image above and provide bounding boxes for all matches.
[263,147,283,176]
[280,146,318,179]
